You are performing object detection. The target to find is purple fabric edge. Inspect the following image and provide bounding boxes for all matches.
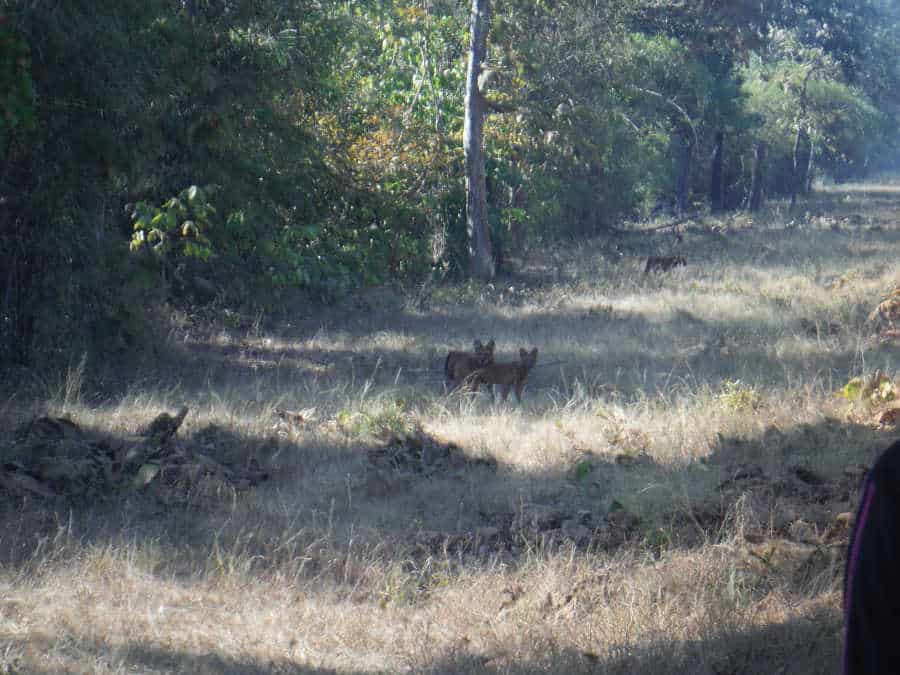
[842,480,877,675]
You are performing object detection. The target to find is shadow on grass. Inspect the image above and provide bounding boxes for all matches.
[0,602,841,674]
[419,608,841,674]
[0,633,355,675]
[0,371,882,675]
[1,185,896,673]
[0,407,893,577]
[42,184,896,405]
[109,290,894,409]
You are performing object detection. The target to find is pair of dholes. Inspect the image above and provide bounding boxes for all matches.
[444,339,539,402]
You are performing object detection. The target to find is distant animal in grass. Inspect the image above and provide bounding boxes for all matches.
[644,255,686,274]
[469,347,538,402]
[444,339,495,391]
[868,287,900,328]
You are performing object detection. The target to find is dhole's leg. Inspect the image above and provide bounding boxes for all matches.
[462,372,483,396]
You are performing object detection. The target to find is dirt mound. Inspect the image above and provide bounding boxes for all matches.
[1,408,268,503]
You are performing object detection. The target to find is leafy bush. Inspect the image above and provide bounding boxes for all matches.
[131,185,214,264]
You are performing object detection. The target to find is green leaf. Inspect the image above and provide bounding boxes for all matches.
[839,377,863,400]
[877,376,896,401]
[301,224,321,239]
[573,460,592,481]
[135,202,152,220]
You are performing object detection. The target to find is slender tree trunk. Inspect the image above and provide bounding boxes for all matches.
[790,124,810,212]
[710,130,725,213]
[790,69,814,212]
[748,141,766,213]
[675,132,693,215]
[805,141,815,194]
[463,0,494,280]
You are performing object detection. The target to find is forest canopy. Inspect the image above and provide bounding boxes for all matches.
[1,0,898,366]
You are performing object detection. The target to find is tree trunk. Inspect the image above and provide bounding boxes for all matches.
[790,124,810,212]
[805,140,815,194]
[710,130,725,213]
[790,69,814,212]
[748,141,766,213]
[675,132,693,215]
[463,0,494,280]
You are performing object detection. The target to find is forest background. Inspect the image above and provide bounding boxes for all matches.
[4,3,900,671]
[2,0,899,371]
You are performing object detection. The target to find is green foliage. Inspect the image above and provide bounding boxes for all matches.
[642,526,672,558]
[130,185,214,262]
[807,79,884,180]
[268,220,427,299]
[741,34,886,197]
[3,0,900,369]
[839,377,864,401]
[0,15,34,153]
[337,399,412,438]
[570,459,593,482]
[838,373,897,405]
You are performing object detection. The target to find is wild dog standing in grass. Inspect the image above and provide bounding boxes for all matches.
[469,347,538,402]
[444,339,495,391]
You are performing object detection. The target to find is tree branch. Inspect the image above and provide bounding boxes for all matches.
[630,86,698,148]
[618,111,641,134]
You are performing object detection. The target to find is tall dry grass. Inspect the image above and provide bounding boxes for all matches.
[2,187,899,673]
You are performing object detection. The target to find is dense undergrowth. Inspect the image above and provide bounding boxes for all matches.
[2,1,900,374]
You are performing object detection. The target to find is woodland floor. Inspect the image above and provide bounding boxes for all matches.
[4,183,900,674]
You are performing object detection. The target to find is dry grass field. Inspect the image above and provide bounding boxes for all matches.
[4,184,900,674]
